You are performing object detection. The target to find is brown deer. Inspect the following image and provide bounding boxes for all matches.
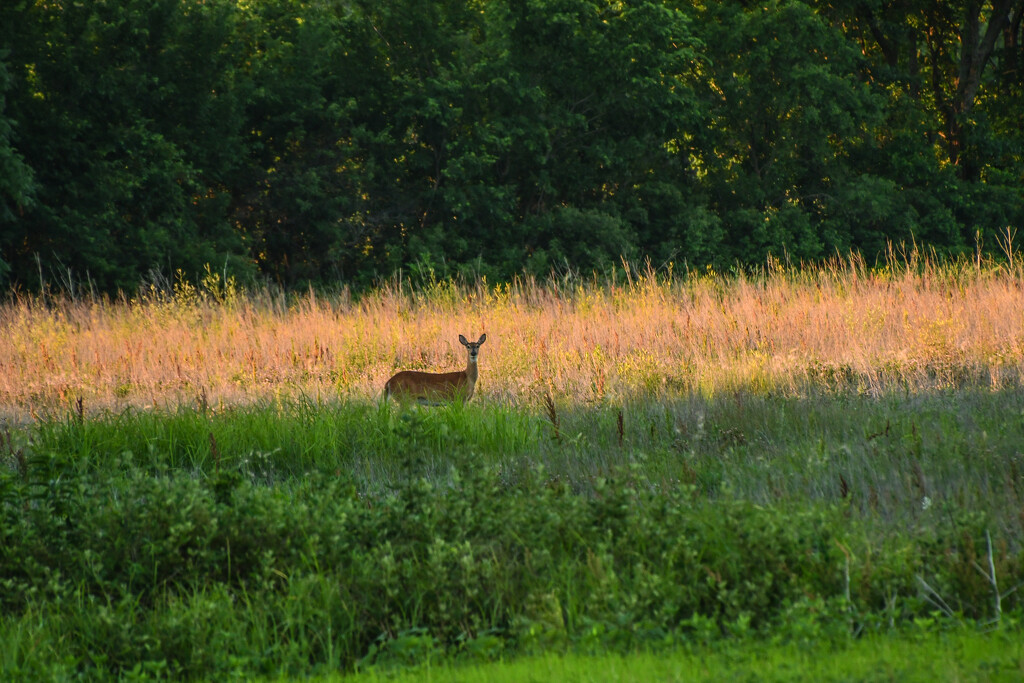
[384,334,487,404]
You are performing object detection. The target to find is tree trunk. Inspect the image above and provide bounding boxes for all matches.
[946,0,1024,178]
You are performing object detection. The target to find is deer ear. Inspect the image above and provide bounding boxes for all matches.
[478,334,487,344]
[459,335,469,346]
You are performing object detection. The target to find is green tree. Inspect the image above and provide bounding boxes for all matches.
[1,0,249,293]
[0,51,36,287]
[814,0,1024,252]
[1,0,1021,293]
[693,0,884,262]
[819,0,1024,178]
[431,0,705,275]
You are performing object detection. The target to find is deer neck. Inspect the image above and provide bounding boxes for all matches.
[464,356,478,385]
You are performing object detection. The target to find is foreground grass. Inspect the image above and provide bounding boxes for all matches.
[3,391,1023,679]
[344,626,1024,682]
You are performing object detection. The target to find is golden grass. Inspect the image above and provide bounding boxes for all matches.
[1,254,1022,422]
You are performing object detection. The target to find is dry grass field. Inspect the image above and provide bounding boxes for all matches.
[1,252,1022,422]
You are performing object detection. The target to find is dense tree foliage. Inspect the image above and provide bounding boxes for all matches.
[1,0,1021,292]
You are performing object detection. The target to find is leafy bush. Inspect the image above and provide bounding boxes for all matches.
[2,437,1020,679]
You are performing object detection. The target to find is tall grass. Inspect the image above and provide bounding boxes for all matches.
[1,251,1022,422]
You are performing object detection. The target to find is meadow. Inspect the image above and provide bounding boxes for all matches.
[4,251,1023,421]
[1,252,1023,680]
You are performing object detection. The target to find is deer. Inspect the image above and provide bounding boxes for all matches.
[384,334,487,404]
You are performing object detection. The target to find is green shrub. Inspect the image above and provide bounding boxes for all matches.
[2,442,1021,680]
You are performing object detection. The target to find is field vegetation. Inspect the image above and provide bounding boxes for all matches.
[1,252,1023,680]
[3,250,1022,420]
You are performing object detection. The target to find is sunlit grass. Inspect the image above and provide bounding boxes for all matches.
[2,251,1022,423]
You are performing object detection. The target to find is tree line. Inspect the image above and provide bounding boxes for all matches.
[1,0,1022,293]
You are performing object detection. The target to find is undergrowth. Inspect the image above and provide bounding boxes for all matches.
[1,392,1023,680]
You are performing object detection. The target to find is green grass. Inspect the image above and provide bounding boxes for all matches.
[20,386,1024,543]
[3,387,1024,680]
[341,626,1024,682]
